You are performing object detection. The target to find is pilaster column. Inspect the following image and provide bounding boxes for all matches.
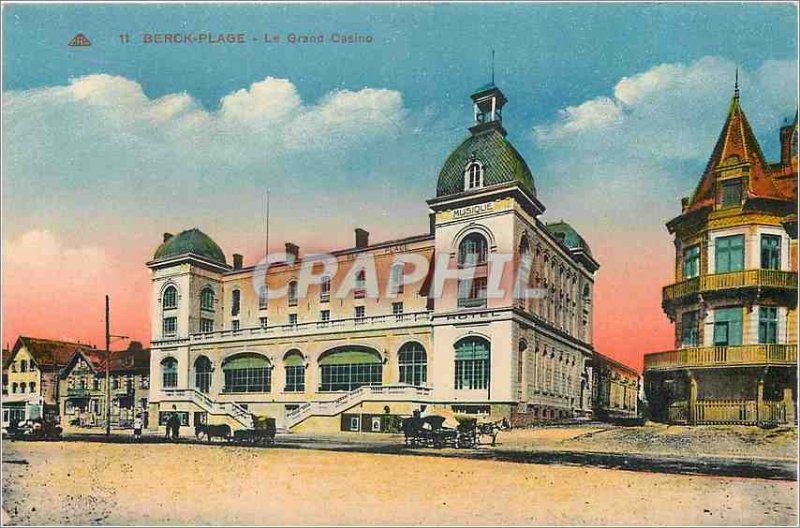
[783,387,795,425]
[687,371,698,425]
[756,376,765,425]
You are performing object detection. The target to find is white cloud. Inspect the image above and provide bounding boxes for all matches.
[531,55,797,260]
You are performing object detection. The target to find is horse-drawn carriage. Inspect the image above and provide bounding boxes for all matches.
[195,416,276,446]
[401,414,507,449]
[233,416,276,445]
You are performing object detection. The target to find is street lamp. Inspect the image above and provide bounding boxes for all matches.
[105,294,129,437]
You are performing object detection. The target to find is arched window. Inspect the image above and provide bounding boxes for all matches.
[398,342,427,385]
[194,356,212,393]
[319,347,382,392]
[458,233,488,266]
[163,286,177,310]
[19,383,25,393]
[454,337,490,390]
[287,281,298,307]
[19,359,26,373]
[223,354,271,393]
[231,289,241,316]
[464,161,483,190]
[161,357,178,388]
[518,339,527,385]
[258,285,268,310]
[200,287,215,311]
[284,350,305,392]
[11,382,17,393]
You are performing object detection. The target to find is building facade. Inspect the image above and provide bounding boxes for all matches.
[58,343,150,428]
[146,83,612,433]
[644,88,798,426]
[2,337,85,428]
[592,352,640,420]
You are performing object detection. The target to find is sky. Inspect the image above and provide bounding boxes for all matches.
[2,2,798,370]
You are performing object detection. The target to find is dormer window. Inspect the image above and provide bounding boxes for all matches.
[719,179,743,208]
[464,161,483,190]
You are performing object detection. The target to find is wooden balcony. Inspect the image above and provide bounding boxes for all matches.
[644,343,797,371]
[663,269,797,304]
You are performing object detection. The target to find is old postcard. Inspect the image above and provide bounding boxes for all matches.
[1,1,798,526]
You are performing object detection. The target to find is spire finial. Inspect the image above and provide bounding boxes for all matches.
[734,67,740,99]
[491,49,495,85]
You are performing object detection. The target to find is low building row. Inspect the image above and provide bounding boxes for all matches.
[2,336,150,429]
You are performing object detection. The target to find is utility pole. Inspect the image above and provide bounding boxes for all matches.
[104,295,128,437]
[105,295,111,437]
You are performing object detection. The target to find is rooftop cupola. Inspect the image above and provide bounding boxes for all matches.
[469,83,508,136]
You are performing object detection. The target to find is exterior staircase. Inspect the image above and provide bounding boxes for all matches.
[285,384,432,429]
[161,388,254,429]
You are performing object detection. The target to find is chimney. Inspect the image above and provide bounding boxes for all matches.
[163,232,173,243]
[285,243,300,262]
[429,212,436,234]
[779,119,796,166]
[355,228,370,249]
[681,197,690,212]
[233,253,243,270]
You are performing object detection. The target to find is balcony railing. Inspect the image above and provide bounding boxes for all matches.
[189,311,432,343]
[663,269,797,303]
[644,343,797,371]
[665,399,787,425]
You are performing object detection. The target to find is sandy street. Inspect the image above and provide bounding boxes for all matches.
[2,440,797,526]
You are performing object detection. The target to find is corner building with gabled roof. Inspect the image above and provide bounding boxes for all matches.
[145,82,613,433]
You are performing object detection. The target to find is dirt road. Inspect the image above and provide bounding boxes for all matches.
[2,440,797,526]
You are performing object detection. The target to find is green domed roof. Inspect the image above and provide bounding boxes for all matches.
[437,128,536,197]
[153,228,227,265]
[546,222,592,257]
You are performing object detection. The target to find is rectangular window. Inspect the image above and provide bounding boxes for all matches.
[320,310,330,323]
[389,264,404,295]
[455,358,489,390]
[320,276,331,303]
[223,367,271,393]
[683,245,700,279]
[680,311,699,347]
[200,318,214,333]
[320,363,382,392]
[232,320,240,332]
[392,302,404,317]
[713,307,743,346]
[258,286,268,310]
[354,271,366,299]
[720,180,742,208]
[715,235,744,273]
[354,306,366,322]
[284,366,305,392]
[288,282,298,307]
[163,317,177,337]
[761,235,781,270]
[457,277,487,308]
[288,313,297,326]
[759,307,778,344]
[231,290,241,316]
[259,317,268,329]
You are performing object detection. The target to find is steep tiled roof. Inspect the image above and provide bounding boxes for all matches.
[684,93,793,215]
[61,343,150,376]
[11,336,90,370]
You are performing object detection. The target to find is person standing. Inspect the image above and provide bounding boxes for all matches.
[133,414,142,441]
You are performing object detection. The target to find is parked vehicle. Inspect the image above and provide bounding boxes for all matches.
[7,417,63,441]
[232,416,276,446]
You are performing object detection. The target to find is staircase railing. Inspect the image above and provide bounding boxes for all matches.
[285,384,432,429]
[161,388,253,429]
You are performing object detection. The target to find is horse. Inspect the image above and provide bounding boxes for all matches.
[478,418,510,447]
[194,423,231,443]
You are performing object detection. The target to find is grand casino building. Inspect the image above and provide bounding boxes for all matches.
[145,83,617,433]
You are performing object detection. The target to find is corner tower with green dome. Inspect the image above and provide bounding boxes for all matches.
[427,82,600,424]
